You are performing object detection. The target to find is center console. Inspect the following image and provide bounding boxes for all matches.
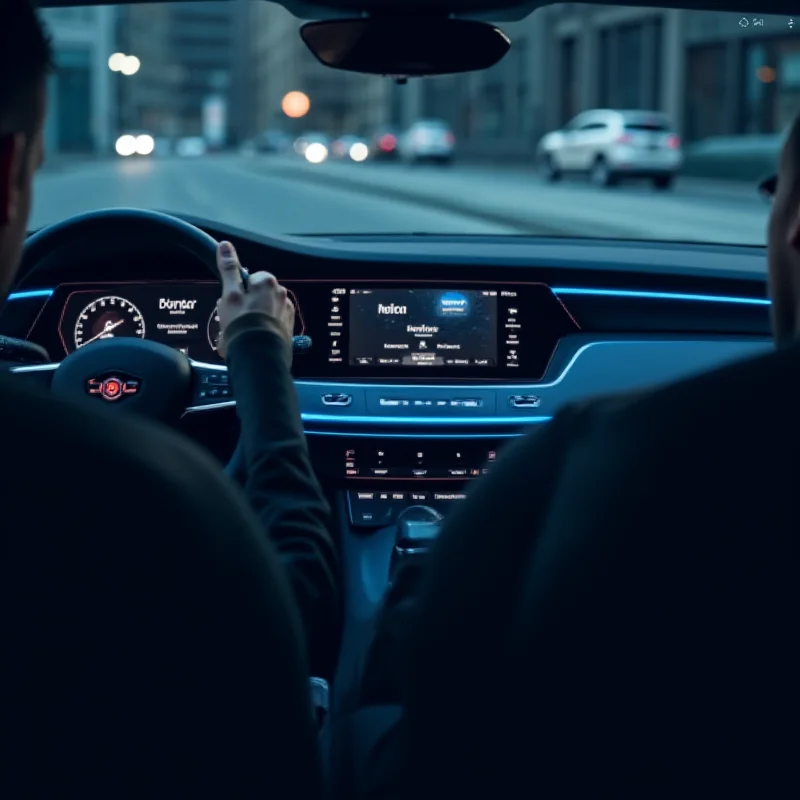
[309,434,513,527]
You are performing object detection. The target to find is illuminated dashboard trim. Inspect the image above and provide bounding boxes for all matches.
[7,286,771,305]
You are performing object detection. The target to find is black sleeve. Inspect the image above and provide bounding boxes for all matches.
[225,312,341,678]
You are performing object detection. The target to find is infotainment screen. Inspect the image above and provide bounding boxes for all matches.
[348,288,498,369]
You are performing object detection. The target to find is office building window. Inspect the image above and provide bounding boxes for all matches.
[776,40,800,132]
[685,44,727,141]
[479,83,505,136]
[741,38,800,135]
[616,23,643,107]
[651,17,663,109]
[560,37,579,124]
[598,28,612,106]
[598,18,663,110]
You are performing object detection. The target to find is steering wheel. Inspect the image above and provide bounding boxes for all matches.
[15,208,247,478]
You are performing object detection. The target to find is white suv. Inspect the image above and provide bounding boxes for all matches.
[537,109,683,189]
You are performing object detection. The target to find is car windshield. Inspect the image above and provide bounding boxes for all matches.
[32,2,791,248]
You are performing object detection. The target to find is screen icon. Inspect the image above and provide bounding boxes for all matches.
[738,17,749,27]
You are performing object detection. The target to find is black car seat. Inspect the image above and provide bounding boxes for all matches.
[399,347,797,799]
[1,373,323,797]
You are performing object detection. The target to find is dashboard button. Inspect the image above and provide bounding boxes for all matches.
[322,393,352,406]
[450,398,483,408]
[509,395,541,408]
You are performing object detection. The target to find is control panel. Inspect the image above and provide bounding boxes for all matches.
[191,364,231,406]
[343,440,497,479]
[348,488,469,527]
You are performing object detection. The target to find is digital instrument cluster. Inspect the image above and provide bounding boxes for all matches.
[27,280,578,380]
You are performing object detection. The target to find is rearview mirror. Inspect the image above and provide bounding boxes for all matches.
[299,17,511,77]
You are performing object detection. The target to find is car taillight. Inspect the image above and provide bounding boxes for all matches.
[666,134,680,149]
[379,134,396,151]
[616,133,634,144]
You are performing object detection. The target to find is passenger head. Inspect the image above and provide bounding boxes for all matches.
[765,111,800,346]
[0,1,52,298]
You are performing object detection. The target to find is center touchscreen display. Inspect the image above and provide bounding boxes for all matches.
[348,288,498,368]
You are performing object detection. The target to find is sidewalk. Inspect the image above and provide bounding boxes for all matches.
[254,156,767,244]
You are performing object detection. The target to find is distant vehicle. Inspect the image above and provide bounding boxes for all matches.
[331,135,369,162]
[398,119,455,164]
[253,129,292,154]
[115,132,155,157]
[537,109,683,189]
[368,127,401,160]
[175,137,207,158]
[294,132,330,156]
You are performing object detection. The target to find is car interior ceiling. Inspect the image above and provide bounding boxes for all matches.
[4,0,797,796]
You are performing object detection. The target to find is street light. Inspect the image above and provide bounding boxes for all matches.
[108,52,126,72]
[121,55,141,76]
[281,91,310,119]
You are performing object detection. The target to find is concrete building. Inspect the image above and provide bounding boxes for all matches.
[248,2,378,137]
[117,1,246,144]
[378,5,800,160]
[540,6,800,142]
[40,6,117,155]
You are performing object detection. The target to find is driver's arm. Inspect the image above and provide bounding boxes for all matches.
[216,243,341,679]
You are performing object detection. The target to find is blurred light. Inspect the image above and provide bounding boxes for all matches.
[135,134,155,155]
[379,133,396,152]
[282,91,310,119]
[444,132,455,146]
[666,134,681,149]
[294,138,308,154]
[350,142,368,162]
[115,134,137,156]
[756,65,776,83]
[305,142,328,163]
[121,55,141,76]
[332,139,346,156]
[616,133,634,144]
[108,52,126,72]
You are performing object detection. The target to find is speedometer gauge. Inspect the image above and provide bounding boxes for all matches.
[74,296,146,349]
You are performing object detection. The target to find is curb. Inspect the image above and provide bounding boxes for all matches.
[255,163,578,236]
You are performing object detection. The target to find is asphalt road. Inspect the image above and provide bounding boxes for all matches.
[32,155,520,235]
[32,154,769,245]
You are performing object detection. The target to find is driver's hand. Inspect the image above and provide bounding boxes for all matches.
[215,240,295,358]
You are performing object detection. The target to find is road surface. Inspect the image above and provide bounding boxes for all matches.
[33,154,769,247]
[32,156,519,235]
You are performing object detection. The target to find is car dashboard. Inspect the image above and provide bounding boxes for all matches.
[4,222,771,518]
[2,220,772,688]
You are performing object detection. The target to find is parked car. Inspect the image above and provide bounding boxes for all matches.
[537,109,683,189]
[398,119,455,164]
[175,137,207,157]
[253,129,292,154]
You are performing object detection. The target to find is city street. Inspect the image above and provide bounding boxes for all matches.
[32,154,769,246]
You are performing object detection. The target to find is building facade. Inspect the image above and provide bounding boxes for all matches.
[40,6,117,155]
[117,1,245,144]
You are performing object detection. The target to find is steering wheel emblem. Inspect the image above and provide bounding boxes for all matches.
[87,375,140,401]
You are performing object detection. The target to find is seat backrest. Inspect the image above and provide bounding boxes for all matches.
[1,374,323,797]
[401,344,798,799]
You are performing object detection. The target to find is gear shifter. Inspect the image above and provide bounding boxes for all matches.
[389,504,444,579]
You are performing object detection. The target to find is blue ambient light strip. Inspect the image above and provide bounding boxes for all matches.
[551,287,771,306]
[7,287,769,305]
